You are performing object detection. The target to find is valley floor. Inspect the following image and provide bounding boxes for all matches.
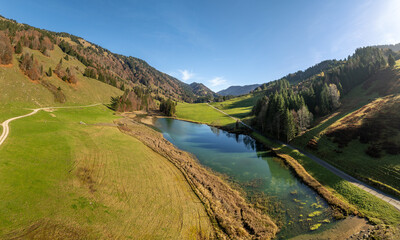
[0,105,213,239]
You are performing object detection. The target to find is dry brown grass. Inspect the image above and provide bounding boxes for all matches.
[4,220,88,240]
[116,118,279,240]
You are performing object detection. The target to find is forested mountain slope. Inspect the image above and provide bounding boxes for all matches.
[0,15,210,104]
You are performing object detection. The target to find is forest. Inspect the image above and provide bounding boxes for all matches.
[252,47,396,142]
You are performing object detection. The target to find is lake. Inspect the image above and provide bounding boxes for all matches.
[155,118,336,238]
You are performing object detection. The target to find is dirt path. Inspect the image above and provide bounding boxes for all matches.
[0,103,101,147]
[207,103,400,212]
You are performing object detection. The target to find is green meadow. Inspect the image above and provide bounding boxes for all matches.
[176,102,235,127]
[0,105,212,239]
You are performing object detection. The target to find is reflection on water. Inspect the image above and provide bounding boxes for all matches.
[155,118,336,239]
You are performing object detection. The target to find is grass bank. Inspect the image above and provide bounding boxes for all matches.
[252,133,400,225]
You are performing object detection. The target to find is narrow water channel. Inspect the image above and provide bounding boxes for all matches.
[155,118,337,238]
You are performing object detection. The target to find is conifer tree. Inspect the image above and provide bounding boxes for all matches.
[283,108,296,142]
[388,54,396,68]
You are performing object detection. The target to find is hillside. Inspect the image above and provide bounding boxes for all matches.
[0,16,210,103]
[255,60,344,92]
[0,16,215,239]
[189,82,217,97]
[217,84,261,96]
[291,62,400,198]
[0,44,123,120]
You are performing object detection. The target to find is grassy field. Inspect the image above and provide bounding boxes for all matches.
[0,105,212,239]
[176,102,236,127]
[210,92,264,119]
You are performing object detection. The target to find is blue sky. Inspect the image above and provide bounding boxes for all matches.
[1,0,400,91]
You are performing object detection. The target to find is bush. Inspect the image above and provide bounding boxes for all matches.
[14,41,22,54]
[365,145,382,158]
[0,31,13,64]
[160,99,176,116]
[19,53,42,80]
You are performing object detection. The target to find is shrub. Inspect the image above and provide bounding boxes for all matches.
[19,53,42,80]
[365,145,382,158]
[0,31,13,64]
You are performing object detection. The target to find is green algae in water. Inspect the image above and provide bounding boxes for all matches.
[319,219,331,223]
[310,223,322,231]
[311,203,323,209]
[308,211,323,217]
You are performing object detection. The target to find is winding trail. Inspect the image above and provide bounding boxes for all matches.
[0,103,101,147]
[207,103,400,211]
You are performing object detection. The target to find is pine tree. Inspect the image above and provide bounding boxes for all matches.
[388,54,396,68]
[15,41,23,54]
[283,108,296,142]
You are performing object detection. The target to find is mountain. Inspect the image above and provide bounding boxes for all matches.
[254,60,344,93]
[0,15,209,104]
[189,82,216,97]
[217,84,261,96]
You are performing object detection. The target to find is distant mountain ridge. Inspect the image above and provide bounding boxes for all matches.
[189,82,217,97]
[217,84,261,96]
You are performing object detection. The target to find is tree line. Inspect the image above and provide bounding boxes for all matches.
[252,46,396,142]
[110,87,156,112]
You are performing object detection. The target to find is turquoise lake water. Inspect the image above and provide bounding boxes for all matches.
[155,118,337,238]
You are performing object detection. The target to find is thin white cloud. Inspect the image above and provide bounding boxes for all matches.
[209,77,227,87]
[179,69,194,81]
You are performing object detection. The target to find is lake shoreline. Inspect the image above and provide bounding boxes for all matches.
[115,115,279,239]
[120,112,374,239]
[167,114,358,216]
[161,114,374,237]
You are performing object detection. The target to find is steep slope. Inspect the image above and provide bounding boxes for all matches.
[0,15,207,103]
[217,84,261,96]
[291,64,400,198]
[0,45,123,121]
[255,60,343,91]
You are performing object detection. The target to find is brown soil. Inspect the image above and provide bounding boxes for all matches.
[270,151,358,218]
[116,117,279,240]
[0,63,13,68]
